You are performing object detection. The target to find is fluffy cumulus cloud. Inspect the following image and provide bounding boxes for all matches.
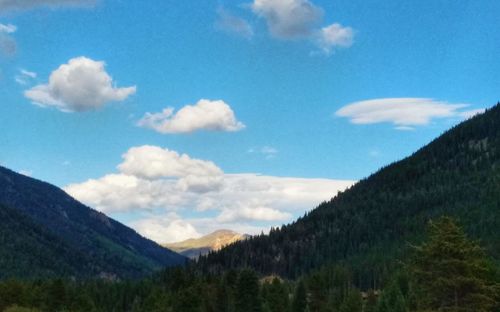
[137,99,245,134]
[24,57,136,112]
[0,0,95,11]
[130,213,202,244]
[245,0,355,55]
[215,7,254,39]
[336,98,485,130]
[65,145,355,243]
[118,145,223,180]
[251,0,322,39]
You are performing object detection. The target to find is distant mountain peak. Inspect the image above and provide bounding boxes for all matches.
[165,230,249,259]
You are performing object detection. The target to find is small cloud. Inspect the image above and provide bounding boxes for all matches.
[137,99,245,134]
[249,146,278,159]
[336,98,483,129]
[316,23,354,55]
[368,149,381,158]
[0,24,16,34]
[251,0,323,39]
[62,160,71,166]
[395,126,415,131]
[248,0,355,57]
[15,69,37,85]
[19,169,32,177]
[215,7,254,39]
[0,0,96,12]
[24,56,136,112]
[0,24,17,57]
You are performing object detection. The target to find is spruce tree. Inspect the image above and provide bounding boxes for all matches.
[235,270,262,312]
[262,278,288,312]
[291,280,307,312]
[339,289,363,312]
[376,281,406,312]
[410,216,499,312]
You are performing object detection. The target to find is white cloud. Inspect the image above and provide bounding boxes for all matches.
[460,108,485,119]
[24,56,136,112]
[0,23,16,33]
[0,0,95,11]
[251,0,322,39]
[217,206,292,223]
[336,98,484,129]
[130,213,202,245]
[137,99,245,134]
[248,0,355,56]
[118,145,223,180]
[15,69,37,85]
[65,145,355,243]
[248,146,278,159]
[0,23,16,56]
[20,69,36,78]
[317,23,354,54]
[215,7,254,39]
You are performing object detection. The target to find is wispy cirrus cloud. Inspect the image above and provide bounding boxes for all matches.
[24,56,136,112]
[248,146,278,159]
[0,0,96,12]
[15,69,36,85]
[336,98,485,130]
[65,145,355,244]
[137,99,245,134]
[0,23,16,56]
[0,23,15,33]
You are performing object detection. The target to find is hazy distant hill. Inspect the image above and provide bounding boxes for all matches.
[197,103,500,289]
[165,230,249,258]
[0,167,186,279]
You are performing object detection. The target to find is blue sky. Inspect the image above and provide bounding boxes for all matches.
[1,0,498,243]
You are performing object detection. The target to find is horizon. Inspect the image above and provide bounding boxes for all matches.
[1,0,499,244]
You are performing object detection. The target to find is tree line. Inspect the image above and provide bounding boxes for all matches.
[0,217,498,311]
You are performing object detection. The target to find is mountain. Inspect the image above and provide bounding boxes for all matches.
[0,167,186,279]
[196,103,500,289]
[165,230,249,258]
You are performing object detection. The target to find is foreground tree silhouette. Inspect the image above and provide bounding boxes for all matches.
[235,269,262,312]
[410,216,499,311]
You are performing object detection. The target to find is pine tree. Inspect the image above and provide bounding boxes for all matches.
[410,216,499,312]
[339,289,363,312]
[376,281,406,312]
[235,270,262,312]
[262,278,288,312]
[291,280,307,312]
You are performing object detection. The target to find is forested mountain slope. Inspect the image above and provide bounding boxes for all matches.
[0,167,186,279]
[197,102,500,288]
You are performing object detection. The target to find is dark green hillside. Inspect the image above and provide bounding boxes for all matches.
[197,102,500,288]
[0,167,186,279]
[0,204,90,279]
